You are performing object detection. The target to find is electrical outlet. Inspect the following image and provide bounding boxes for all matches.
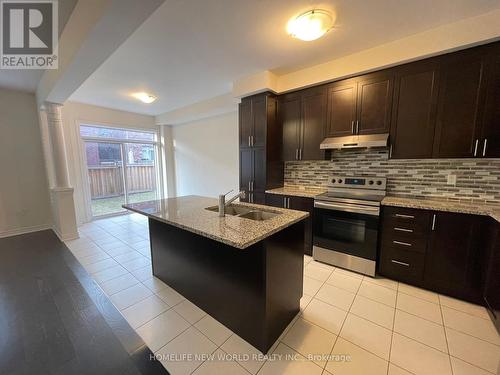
[447,174,457,185]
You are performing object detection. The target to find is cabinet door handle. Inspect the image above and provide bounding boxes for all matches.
[394,214,415,219]
[283,197,286,208]
[483,139,488,157]
[251,136,254,147]
[288,198,291,208]
[393,240,412,247]
[391,259,410,267]
[394,227,413,233]
[431,214,437,231]
[248,181,251,191]
[351,120,355,134]
[356,120,360,134]
[295,149,299,160]
[389,144,393,159]
[474,139,479,157]
[299,148,302,160]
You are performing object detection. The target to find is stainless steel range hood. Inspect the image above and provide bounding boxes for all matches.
[320,133,389,150]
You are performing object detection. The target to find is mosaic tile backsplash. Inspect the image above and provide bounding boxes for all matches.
[284,149,500,203]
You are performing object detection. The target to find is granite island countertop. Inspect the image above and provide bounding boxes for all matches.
[382,196,500,223]
[123,195,309,249]
[265,186,327,199]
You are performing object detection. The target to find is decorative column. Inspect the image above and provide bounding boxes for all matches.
[42,102,79,241]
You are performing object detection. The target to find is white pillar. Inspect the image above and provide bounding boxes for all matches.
[45,102,71,188]
[41,102,79,241]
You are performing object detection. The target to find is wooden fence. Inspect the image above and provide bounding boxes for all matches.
[88,165,156,199]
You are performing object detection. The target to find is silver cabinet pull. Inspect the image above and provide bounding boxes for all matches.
[474,139,479,157]
[288,197,291,208]
[394,214,415,219]
[483,138,488,157]
[431,214,437,231]
[295,149,299,160]
[351,120,355,134]
[389,144,393,158]
[393,240,412,247]
[248,136,251,147]
[248,181,251,191]
[299,148,302,160]
[394,227,413,233]
[283,197,286,208]
[251,136,254,147]
[391,260,410,267]
[356,120,360,134]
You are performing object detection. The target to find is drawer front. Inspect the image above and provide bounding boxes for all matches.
[383,206,432,234]
[380,227,428,253]
[379,245,425,283]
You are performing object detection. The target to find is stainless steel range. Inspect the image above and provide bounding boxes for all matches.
[313,176,387,277]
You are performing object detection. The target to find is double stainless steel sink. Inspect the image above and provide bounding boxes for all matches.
[205,205,280,221]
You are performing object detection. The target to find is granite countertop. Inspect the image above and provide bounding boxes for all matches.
[382,196,500,223]
[123,195,309,249]
[265,186,327,198]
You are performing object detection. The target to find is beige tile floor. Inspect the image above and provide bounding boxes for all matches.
[66,214,500,375]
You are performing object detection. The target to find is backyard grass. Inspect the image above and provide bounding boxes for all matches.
[91,191,156,217]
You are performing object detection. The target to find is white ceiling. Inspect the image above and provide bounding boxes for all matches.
[69,0,500,115]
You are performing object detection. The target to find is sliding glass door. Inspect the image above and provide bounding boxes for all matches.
[81,125,158,218]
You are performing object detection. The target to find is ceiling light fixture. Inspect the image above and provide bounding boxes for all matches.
[287,9,335,41]
[131,92,157,104]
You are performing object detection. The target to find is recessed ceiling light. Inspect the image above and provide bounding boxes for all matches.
[287,9,335,41]
[131,92,157,104]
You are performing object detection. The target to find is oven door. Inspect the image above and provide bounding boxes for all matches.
[313,200,380,261]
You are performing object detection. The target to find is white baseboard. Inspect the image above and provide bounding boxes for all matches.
[0,224,52,239]
[52,226,80,242]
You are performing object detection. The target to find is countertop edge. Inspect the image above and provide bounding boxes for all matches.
[265,187,327,199]
[381,197,500,223]
[124,204,309,250]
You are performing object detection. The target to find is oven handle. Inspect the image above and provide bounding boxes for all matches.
[314,201,380,216]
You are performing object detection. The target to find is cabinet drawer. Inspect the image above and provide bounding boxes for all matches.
[379,246,425,283]
[383,206,432,233]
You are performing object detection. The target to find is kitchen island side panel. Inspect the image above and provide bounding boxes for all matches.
[148,218,304,353]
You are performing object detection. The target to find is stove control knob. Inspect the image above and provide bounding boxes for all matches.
[338,179,343,184]
[332,178,336,184]
[376,180,382,185]
[368,180,374,185]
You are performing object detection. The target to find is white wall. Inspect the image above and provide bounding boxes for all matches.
[0,88,52,237]
[61,101,157,224]
[171,111,239,198]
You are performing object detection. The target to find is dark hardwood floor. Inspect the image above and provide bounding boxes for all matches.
[0,230,168,375]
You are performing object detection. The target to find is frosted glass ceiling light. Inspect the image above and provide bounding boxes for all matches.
[131,92,157,104]
[287,9,335,41]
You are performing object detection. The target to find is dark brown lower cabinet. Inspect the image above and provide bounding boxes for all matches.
[379,206,488,304]
[483,219,500,333]
[265,193,313,255]
[424,211,484,303]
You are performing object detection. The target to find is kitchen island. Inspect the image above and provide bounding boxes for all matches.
[123,195,308,353]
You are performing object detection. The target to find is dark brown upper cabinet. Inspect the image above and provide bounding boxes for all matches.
[238,93,283,204]
[390,61,440,159]
[280,92,302,161]
[326,72,393,137]
[239,94,268,148]
[432,51,487,158]
[481,52,500,158]
[279,86,327,161]
[326,80,357,137]
[356,72,394,135]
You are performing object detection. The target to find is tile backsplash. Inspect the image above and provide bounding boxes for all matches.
[285,149,500,203]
